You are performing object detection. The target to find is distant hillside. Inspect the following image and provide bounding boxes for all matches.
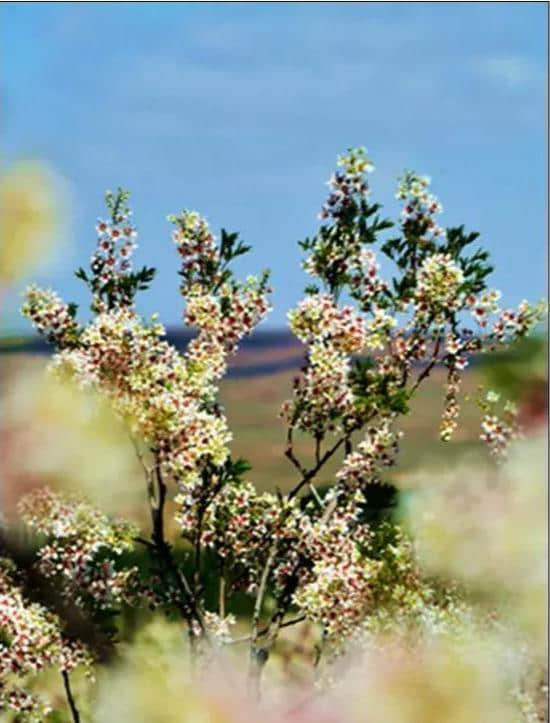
[0,328,306,378]
[1,326,503,378]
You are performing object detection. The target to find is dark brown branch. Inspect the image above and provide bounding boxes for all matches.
[192,496,206,598]
[133,536,154,549]
[410,335,442,394]
[285,424,306,476]
[288,434,348,500]
[146,459,208,638]
[344,437,352,455]
[150,463,167,548]
[315,432,323,466]
[62,671,80,723]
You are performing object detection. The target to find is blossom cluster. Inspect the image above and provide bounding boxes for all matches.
[170,210,220,293]
[282,341,355,434]
[364,307,397,351]
[480,411,521,460]
[318,146,374,222]
[468,289,501,328]
[477,392,522,461]
[288,294,366,354]
[195,481,297,592]
[414,252,465,323]
[0,557,93,720]
[22,202,267,502]
[45,307,232,487]
[185,277,271,381]
[440,367,462,442]
[200,611,236,646]
[284,295,367,431]
[304,148,380,287]
[291,496,379,642]
[336,419,402,488]
[18,487,140,611]
[90,210,138,310]
[170,210,272,397]
[347,249,389,312]
[286,149,546,460]
[21,285,79,349]
[396,170,445,240]
[489,299,547,346]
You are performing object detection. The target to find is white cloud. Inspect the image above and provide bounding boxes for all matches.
[476,55,539,90]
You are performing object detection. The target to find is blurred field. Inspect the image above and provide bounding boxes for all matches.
[1,336,546,521]
[220,365,488,493]
[0,353,485,501]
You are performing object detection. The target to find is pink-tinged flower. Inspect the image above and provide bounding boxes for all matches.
[95,220,110,235]
[21,285,79,348]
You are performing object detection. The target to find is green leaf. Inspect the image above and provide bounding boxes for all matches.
[67,302,79,319]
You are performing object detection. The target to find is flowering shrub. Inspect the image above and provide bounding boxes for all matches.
[1,147,546,720]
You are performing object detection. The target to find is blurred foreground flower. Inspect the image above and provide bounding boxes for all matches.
[91,617,537,723]
[0,161,64,285]
[405,435,547,654]
[0,357,143,520]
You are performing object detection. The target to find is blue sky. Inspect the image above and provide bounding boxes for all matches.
[2,2,547,332]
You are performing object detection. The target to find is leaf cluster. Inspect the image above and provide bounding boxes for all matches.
[75,263,156,312]
[299,199,393,300]
[350,358,410,417]
[381,224,492,310]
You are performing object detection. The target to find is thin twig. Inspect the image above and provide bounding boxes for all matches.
[193,497,206,598]
[285,425,306,475]
[308,483,323,508]
[247,413,365,693]
[320,494,338,525]
[250,545,278,650]
[129,439,206,640]
[62,671,80,723]
[410,335,442,394]
[288,430,353,501]
[248,543,280,696]
[129,434,151,478]
[228,615,306,645]
[218,574,226,620]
